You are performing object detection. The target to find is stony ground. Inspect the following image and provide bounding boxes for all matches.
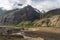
[0,35,44,40]
[0,27,60,40]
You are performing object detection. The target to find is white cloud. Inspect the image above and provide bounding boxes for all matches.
[0,0,26,10]
[0,0,60,11]
[31,0,60,11]
[0,0,13,10]
[26,0,32,5]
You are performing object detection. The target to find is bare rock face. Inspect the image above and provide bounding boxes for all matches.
[0,5,42,25]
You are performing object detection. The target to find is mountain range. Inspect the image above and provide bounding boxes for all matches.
[0,5,42,25]
[0,5,60,27]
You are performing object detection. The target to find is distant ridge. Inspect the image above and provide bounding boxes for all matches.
[43,8,60,18]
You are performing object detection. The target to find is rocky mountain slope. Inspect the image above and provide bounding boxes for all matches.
[0,5,42,25]
[35,9,60,27]
[0,5,60,27]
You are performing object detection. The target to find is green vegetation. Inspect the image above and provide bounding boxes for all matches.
[15,24,40,28]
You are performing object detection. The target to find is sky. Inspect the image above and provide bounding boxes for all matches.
[0,0,60,11]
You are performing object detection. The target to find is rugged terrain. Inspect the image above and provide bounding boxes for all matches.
[0,27,60,40]
[0,5,60,27]
[0,5,60,40]
[34,8,60,27]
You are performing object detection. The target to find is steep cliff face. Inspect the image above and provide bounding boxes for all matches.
[0,5,42,25]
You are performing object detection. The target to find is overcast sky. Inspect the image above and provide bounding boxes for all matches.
[0,0,60,11]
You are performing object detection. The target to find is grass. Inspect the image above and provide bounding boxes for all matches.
[0,24,41,28]
[15,24,40,28]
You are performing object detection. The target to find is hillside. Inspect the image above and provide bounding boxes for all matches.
[35,9,60,27]
[43,8,60,18]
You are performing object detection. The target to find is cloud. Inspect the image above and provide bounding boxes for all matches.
[0,0,60,11]
[0,0,13,10]
[31,0,60,11]
[26,0,32,5]
[0,0,26,10]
